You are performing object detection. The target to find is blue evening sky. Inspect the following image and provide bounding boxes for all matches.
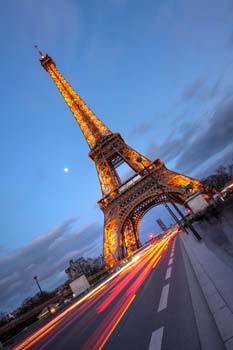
[0,0,233,311]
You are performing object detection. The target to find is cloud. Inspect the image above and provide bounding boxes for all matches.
[145,96,233,177]
[146,120,199,162]
[181,78,206,101]
[180,63,233,104]
[0,219,103,312]
[0,244,9,256]
[202,63,233,101]
[128,121,152,138]
[205,78,222,100]
[195,146,233,179]
[175,99,233,173]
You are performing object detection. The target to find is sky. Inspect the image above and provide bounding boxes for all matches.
[0,0,233,312]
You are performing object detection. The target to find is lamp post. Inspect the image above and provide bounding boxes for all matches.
[33,276,43,296]
[33,276,51,313]
[136,157,202,241]
[164,202,183,226]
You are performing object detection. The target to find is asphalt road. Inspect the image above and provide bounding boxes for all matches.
[12,234,209,350]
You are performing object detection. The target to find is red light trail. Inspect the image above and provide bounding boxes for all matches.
[13,234,174,350]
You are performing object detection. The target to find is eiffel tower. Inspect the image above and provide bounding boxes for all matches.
[36,48,205,268]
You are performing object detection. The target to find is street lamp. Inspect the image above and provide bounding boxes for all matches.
[33,276,43,296]
[136,157,202,241]
[33,276,51,313]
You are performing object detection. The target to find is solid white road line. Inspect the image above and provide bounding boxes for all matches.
[168,257,173,266]
[165,266,172,280]
[157,284,170,312]
[148,327,164,350]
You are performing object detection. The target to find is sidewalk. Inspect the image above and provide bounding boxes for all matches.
[180,206,233,350]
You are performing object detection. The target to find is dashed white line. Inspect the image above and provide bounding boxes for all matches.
[158,284,170,312]
[170,252,174,258]
[148,327,164,350]
[165,266,172,280]
[168,257,173,266]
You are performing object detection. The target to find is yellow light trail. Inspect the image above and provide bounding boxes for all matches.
[14,235,172,350]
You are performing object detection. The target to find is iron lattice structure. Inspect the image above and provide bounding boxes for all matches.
[37,50,205,268]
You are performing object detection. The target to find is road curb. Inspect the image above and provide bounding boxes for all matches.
[180,234,233,350]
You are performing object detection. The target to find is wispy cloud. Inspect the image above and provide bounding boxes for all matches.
[0,218,102,312]
[145,95,233,177]
[181,77,206,101]
[146,120,199,162]
[128,121,152,138]
[175,99,233,173]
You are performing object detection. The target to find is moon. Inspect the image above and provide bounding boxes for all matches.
[64,167,69,173]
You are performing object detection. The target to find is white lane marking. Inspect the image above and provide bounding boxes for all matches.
[170,252,174,258]
[157,284,170,312]
[148,327,164,350]
[165,266,172,280]
[168,257,173,266]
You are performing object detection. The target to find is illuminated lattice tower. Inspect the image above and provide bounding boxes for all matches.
[36,49,205,268]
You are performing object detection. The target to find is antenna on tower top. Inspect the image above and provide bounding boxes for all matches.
[34,45,44,57]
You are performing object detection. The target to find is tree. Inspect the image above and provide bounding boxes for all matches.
[202,161,233,191]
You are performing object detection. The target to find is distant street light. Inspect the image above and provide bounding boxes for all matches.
[33,276,51,313]
[33,276,43,296]
[136,157,202,241]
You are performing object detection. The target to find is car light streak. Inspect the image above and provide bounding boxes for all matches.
[126,241,168,296]
[36,267,139,348]
[81,294,136,350]
[13,261,136,350]
[98,294,136,350]
[20,322,59,350]
[19,246,157,349]
[13,236,172,350]
[38,306,96,350]
[81,239,170,350]
[96,248,158,314]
